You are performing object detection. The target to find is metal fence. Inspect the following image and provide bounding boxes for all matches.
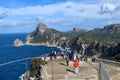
[98,61,111,80]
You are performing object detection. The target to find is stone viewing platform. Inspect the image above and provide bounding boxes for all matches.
[41,58,98,80]
[38,57,120,80]
[25,56,120,80]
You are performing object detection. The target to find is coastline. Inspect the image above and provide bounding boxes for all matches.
[24,43,66,51]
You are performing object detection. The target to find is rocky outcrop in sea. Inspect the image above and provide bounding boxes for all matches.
[14,38,24,47]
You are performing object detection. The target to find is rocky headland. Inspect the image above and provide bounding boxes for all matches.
[26,23,120,61]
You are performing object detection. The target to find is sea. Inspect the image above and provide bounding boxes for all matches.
[0,33,62,80]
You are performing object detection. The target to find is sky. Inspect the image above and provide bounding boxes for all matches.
[0,0,120,33]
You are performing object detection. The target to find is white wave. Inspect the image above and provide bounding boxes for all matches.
[56,46,66,51]
[19,73,24,80]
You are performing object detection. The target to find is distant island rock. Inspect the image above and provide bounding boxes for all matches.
[14,38,24,47]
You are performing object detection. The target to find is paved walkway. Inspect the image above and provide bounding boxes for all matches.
[105,64,120,80]
[41,58,98,80]
[88,61,120,80]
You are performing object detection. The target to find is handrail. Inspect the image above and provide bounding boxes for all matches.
[98,58,120,67]
[98,61,111,80]
[0,57,33,67]
[89,58,111,80]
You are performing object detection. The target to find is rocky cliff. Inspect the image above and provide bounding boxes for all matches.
[88,24,120,44]
[104,24,120,33]
[26,23,120,61]
[26,23,62,45]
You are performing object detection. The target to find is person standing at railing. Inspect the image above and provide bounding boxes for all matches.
[69,50,73,61]
[44,54,48,65]
[65,55,69,66]
[77,53,81,62]
[54,50,57,59]
[73,50,77,61]
[73,60,79,74]
[60,51,65,59]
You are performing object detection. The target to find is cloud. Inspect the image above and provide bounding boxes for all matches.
[1,1,116,18]
[100,3,118,14]
[0,8,11,19]
[0,1,120,33]
[7,2,97,17]
[0,17,41,33]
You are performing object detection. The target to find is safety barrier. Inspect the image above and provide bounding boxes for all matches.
[87,58,111,80]
[98,58,120,67]
[98,61,111,80]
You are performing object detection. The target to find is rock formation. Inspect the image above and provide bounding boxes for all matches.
[14,38,24,47]
[26,23,62,45]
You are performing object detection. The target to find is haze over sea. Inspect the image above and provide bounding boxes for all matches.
[0,33,61,80]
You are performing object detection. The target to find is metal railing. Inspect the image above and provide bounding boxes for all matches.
[98,58,120,67]
[98,61,111,80]
[0,57,34,80]
[87,58,111,80]
[0,57,33,67]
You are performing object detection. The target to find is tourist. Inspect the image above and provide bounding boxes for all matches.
[65,55,69,66]
[54,50,57,59]
[73,51,77,61]
[44,54,48,65]
[69,50,73,61]
[80,54,83,61]
[49,51,53,60]
[73,60,79,74]
[84,55,88,62]
[77,53,81,62]
[60,51,64,59]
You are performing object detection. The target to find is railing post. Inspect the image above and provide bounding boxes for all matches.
[98,61,101,80]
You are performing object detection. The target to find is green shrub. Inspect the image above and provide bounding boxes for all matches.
[30,58,45,77]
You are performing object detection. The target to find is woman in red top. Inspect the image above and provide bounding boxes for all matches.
[60,51,64,59]
[73,60,79,73]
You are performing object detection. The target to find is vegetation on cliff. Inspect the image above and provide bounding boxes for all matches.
[30,58,45,77]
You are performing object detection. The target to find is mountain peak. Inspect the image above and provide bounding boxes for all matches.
[104,24,120,32]
[37,23,48,33]
[73,28,88,32]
